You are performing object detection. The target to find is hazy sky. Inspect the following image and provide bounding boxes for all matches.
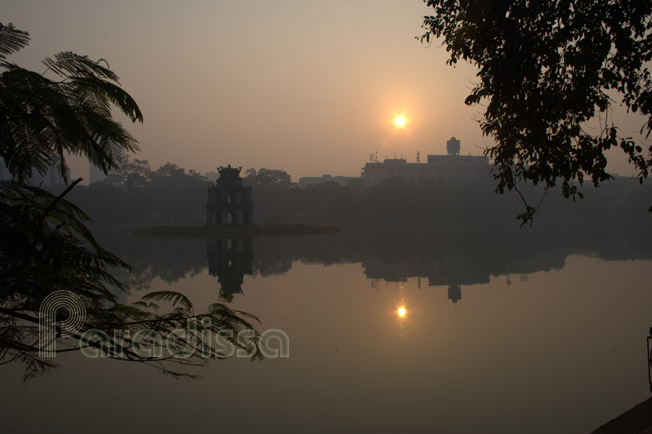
[3,0,648,181]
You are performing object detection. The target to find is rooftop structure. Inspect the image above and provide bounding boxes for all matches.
[446,137,460,156]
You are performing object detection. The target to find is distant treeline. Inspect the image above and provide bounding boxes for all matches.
[63,158,652,225]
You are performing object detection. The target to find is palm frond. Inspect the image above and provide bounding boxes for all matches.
[141,291,193,312]
[69,75,143,122]
[42,51,118,82]
[0,24,29,60]
[0,61,141,181]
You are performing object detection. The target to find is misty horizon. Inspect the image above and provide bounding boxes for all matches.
[3,0,649,183]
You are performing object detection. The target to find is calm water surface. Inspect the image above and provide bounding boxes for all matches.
[2,223,651,433]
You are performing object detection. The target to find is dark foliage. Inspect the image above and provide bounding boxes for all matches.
[420,0,652,224]
[0,24,261,380]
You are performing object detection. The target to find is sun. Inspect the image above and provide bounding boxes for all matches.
[394,116,406,128]
[397,306,407,318]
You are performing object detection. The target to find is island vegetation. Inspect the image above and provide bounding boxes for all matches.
[133,223,339,239]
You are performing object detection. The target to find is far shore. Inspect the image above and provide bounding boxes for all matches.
[132,224,340,239]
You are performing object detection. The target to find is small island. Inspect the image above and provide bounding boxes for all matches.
[133,224,339,239]
[134,165,339,239]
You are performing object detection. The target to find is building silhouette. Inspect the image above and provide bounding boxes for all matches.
[446,136,460,156]
[0,157,69,186]
[298,174,360,188]
[361,137,489,186]
[207,165,253,225]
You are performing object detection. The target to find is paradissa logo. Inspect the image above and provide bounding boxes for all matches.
[39,290,289,360]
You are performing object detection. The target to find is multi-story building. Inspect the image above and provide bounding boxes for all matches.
[0,157,70,186]
[361,137,490,186]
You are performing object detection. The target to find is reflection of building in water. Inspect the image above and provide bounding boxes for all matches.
[363,255,491,304]
[361,137,490,186]
[207,238,253,298]
[358,231,573,304]
[207,165,253,225]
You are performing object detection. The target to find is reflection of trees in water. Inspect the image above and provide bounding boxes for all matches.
[92,226,207,291]
[93,228,296,293]
[354,221,652,303]
[249,239,294,277]
[127,266,155,292]
[95,221,652,301]
[2,224,262,381]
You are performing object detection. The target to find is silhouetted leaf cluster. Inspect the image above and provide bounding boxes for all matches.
[421,0,652,225]
[0,24,261,380]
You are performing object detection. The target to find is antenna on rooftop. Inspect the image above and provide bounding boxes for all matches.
[416,151,420,163]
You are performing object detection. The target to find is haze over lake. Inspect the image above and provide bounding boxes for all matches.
[2,223,651,433]
[2,1,652,433]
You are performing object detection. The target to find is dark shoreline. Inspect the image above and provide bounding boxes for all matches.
[132,224,340,239]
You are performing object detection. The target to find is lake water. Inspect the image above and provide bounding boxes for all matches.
[2,223,652,433]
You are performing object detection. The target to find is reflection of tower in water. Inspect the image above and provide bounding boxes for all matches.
[206,238,253,300]
[447,283,461,304]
